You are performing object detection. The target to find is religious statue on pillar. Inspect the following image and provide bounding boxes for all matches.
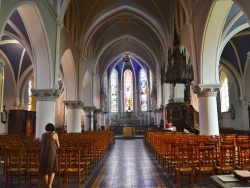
[150,83,157,110]
[127,98,132,112]
[100,80,108,111]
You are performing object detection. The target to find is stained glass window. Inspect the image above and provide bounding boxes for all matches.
[28,80,32,111]
[124,70,133,111]
[110,69,118,112]
[220,71,229,112]
[28,77,35,111]
[139,69,148,111]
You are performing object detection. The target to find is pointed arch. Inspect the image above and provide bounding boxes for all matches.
[82,71,91,106]
[61,49,77,100]
[201,1,233,84]
[243,55,250,99]
[80,6,169,57]
[17,4,53,89]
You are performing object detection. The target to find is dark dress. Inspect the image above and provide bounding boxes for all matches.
[39,132,58,175]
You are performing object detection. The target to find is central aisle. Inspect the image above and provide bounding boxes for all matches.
[86,139,170,188]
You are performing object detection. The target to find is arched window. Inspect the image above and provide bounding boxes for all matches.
[28,77,35,111]
[139,69,148,111]
[124,70,133,111]
[110,69,118,112]
[220,71,229,112]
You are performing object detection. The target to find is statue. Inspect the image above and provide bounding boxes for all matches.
[230,104,235,120]
[100,80,107,111]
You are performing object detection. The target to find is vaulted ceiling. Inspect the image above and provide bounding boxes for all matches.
[221,2,250,76]
[0,1,249,90]
[76,0,174,77]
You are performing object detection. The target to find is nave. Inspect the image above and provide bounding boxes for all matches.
[84,139,215,188]
[0,137,216,188]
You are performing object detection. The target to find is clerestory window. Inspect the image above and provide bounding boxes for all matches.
[220,71,229,112]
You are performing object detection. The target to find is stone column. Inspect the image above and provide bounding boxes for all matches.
[102,111,109,126]
[32,89,60,138]
[107,89,111,125]
[84,113,90,131]
[64,100,83,133]
[153,110,157,127]
[155,108,163,127]
[192,84,221,135]
[147,88,150,110]
[95,109,102,130]
[87,113,93,130]
[134,89,138,113]
[148,110,152,125]
[120,90,124,115]
[0,59,5,112]
[82,106,96,131]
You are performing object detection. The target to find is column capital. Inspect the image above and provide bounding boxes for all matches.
[64,100,83,109]
[82,106,96,112]
[95,109,102,114]
[191,84,221,98]
[31,89,60,101]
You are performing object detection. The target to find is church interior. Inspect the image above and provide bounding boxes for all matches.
[0,0,249,187]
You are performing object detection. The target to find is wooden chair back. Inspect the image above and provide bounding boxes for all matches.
[25,146,41,187]
[169,142,183,175]
[175,146,194,187]
[216,145,235,174]
[195,145,215,187]
[5,146,26,187]
[237,145,250,170]
[64,147,85,188]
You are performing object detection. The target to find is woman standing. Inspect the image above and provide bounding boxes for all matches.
[39,123,60,188]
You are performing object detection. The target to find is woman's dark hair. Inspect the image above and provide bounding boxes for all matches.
[45,123,55,131]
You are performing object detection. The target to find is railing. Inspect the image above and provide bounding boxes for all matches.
[183,103,199,133]
[167,102,199,134]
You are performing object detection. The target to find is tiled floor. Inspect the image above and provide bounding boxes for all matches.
[85,139,216,188]
[86,139,168,188]
[1,138,216,188]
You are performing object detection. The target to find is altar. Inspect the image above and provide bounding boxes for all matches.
[117,118,141,126]
[123,127,135,137]
[111,112,145,126]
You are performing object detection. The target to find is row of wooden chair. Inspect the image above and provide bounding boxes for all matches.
[3,145,84,188]
[57,147,85,188]
[145,131,250,187]
[0,131,114,188]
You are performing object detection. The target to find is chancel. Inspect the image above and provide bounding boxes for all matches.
[0,0,249,187]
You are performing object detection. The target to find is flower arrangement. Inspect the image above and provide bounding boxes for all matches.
[166,122,172,128]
